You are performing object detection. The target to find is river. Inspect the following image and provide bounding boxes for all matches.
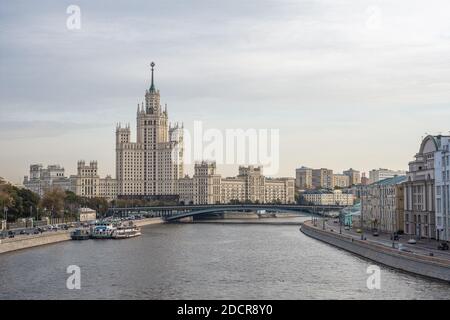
[0,218,449,299]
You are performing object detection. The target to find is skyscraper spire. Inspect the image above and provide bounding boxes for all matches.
[150,61,156,92]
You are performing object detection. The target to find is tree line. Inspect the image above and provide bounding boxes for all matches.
[0,178,109,222]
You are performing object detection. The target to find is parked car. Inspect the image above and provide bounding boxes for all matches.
[356,229,362,233]
[407,238,417,244]
[390,233,400,241]
[438,242,449,251]
[398,244,412,252]
[33,229,40,234]
[7,231,15,238]
[372,232,379,236]
[344,226,350,231]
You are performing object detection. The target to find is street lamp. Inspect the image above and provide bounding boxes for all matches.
[4,206,8,223]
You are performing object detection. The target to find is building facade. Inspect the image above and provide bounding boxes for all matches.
[116,62,183,198]
[360,176,406,233]
[369,168,406,184]
[404,135,440,239]
[312,168,333,189]
[295,166,313,190]
[361,172,369,185]
[301,189,354,206]
[23,164,72,197]
[78,207,97,222]
[332,174,350,188]
[179,163,295,205]
[343,168,361,186]
[70,161,118,201]
[434,136,450,241]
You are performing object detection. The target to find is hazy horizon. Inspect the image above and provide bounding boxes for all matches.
[2,0,450,184]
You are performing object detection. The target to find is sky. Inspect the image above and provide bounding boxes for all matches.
[1,0,450,184]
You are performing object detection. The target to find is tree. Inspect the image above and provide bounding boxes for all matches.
[40,188,67,218]
[17,188,40,218]
[86,197,109,217]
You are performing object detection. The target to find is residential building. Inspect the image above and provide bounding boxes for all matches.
[360,175,406,233]
[295,166,313,190]
[312,168,333,189]
[70,160,118,201]
[404,135,440,239]
[179,163,295,205]
[116,62,183,198]
[332,174,350,188]
[369,168,406,184]
[361,172,369,185]
[433,135,450,241]
[301,189,354,206]
[343,168,361,185]
[23,164,72,197]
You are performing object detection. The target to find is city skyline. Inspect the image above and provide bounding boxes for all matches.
[2,0,450,183]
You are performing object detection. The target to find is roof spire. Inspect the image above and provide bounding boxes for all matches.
[150,61,156,92]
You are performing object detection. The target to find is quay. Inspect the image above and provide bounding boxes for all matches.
[0,217,164,255]
[190,220,303,226]
[300,220,450,282]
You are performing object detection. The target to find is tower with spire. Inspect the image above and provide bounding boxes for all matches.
[116,62,184,197]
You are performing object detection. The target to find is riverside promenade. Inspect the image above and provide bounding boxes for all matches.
[301,220,450,282]
[0,217,164,255]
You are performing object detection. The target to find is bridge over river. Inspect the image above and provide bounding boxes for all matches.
[106,204,345,221]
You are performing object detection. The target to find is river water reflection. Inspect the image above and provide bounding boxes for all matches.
[0,218,449,299]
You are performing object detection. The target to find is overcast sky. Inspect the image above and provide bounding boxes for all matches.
[1,0,450,183]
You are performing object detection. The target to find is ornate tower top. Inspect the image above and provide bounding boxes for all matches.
[150,61,156,92]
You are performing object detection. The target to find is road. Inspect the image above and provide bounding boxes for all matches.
[316,218,450,260]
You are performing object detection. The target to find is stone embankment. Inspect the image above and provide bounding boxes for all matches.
[0,217,165,254]
[300,220,450,282]
[0,231,71,254]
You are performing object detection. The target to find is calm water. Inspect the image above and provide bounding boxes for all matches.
[0,219,449,299]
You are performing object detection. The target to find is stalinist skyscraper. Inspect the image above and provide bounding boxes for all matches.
[116,62,183,198]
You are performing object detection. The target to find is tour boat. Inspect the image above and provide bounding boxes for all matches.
[70,228,91,240]
[90,222,116,239]
[111,224,141,239]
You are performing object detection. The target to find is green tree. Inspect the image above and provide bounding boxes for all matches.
[40,188,67,218]
[86,197,109,217]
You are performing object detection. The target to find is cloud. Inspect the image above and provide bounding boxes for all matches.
[1,0,450,182]
[0,121,108,139]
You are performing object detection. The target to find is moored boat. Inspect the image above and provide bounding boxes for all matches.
[90,222,116,239]
[70,228,90,240]
[112,223,141,239]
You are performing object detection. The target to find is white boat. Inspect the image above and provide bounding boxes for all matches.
[90,222,116,239]
[112,223,141,239]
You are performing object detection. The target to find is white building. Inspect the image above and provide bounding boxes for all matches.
[23,164,72,197]
[78,207,97,222]
[404,135,440,239]
[433,135,450,241]
[369,168,406,184]
[116,62,183,198]
[179,162,295,205]
[301,189,354,206]
[70,160,117,201]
